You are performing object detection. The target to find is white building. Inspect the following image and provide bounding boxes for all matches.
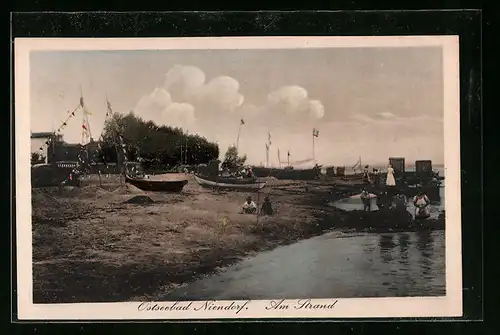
[30,132,59,164]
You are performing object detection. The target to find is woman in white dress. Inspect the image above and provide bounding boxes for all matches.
[385,164,397,204]
[386,164,396,187]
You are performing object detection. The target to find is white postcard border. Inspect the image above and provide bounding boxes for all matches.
[14,36,462,320]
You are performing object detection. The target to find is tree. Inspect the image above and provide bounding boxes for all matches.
[221,145,247,171]
[97,112,219,170]
[31,152,46,165]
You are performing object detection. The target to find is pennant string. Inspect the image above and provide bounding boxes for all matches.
[35,102,81,156]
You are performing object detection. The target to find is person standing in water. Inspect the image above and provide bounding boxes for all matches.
[361,190,371,211]
[413,191,430,218]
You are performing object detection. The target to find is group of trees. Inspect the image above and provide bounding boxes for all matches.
[97,112,220,170]
[221,145,247,171]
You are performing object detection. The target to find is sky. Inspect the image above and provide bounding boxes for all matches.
[30,47,444,167]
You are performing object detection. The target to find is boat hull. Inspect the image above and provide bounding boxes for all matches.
[125,175,188,192]
[251,167,320,180]
[194,175,266,191]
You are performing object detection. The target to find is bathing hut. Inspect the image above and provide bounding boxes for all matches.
[415,160,433,176]
[336,166,346,176]
[389,157,405,173]
[326,166,335,177]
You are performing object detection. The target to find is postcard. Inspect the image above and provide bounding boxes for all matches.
[14,35,462,320]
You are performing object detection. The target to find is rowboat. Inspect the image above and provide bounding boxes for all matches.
[125,174,188,192]
[193,174,266,191]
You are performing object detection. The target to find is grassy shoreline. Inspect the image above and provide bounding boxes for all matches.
[31,175,444,303]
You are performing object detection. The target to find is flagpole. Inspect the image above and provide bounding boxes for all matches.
[287,151,290,167]
[236,122,243,151]
[278,149,281,168]
[265,144,269,168]
[312,131,315,163]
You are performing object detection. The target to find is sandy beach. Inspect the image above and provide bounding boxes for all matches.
[31,174,444,303]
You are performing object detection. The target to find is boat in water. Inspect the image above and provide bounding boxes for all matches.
[193,174,266,191]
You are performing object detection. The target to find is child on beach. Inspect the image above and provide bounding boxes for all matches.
[241,196,257,214]
[260,196,274,216]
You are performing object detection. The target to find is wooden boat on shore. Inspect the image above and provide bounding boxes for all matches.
[124,174,188,192]
[193,174,266,191]
[251,166,321,181]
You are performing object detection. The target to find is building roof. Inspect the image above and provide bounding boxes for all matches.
[31,132,56,139]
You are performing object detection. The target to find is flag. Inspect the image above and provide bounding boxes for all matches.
[240,119,245,125]
[288,150,290,157]
[265,143,269,150]
[313,128,319,137]
[106,99,113,117]
[80,96,84,108]
[268,132,272,146]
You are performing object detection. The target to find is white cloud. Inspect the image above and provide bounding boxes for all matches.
[268,85,309,113]
[163,65,244,113]
[377,111,396,118]
[194,75,244,111]
[132,65,246,131]
[134,87,172,120]
[164,65,205,96]
[266,85,325,120]
[162,102,196,129]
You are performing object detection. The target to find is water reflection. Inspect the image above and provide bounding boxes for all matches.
[164,231,446,301]
[416,230,434,278]
[398,233,410,266]
[379,235,395,263]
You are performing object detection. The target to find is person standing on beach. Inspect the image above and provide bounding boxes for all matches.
[385,164,396,198]
[363,165,371,184]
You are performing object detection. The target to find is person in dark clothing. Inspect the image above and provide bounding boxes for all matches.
[260,196,274,216]
[361,190,371,211]
[362,165,371,184]
[376,191,386,210]
[372,168,380,186]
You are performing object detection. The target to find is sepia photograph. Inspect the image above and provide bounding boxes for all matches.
[15,36,462,320]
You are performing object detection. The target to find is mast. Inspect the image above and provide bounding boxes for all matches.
[180,140,183,165]
[277,148,281,168]
[265,143,269,167]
